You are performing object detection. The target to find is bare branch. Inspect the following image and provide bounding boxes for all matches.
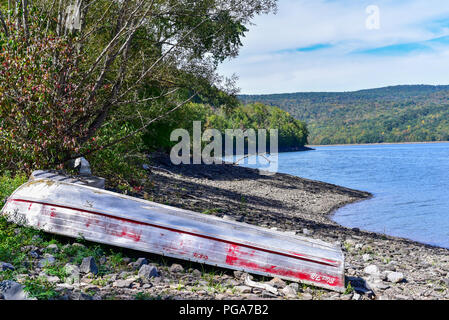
[22,0,29,41]
[115,88,180,106]
[0,9,8,37]
[65,92,197,162]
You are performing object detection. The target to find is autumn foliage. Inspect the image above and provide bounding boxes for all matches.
[0,15,94,171]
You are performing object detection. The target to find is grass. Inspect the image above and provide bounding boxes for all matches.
[0,171,144,298]
[23,276,60,300]
[0,215,44,277]
[344,283,354,295]
[0,171,28,206]
[201,208,221,215]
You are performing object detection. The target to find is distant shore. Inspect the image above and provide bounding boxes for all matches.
[307,141,449,147]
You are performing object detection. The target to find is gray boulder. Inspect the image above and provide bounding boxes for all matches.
[46,244,59,253]
[169,263,184,273]
[268,277,286,289]
[38,254,56,268]
[64,263,80,284]
[131,258,149,270]
[387,271,405,283]
[364,264,380,276]
[80,257,98,275]
[0,262,15,272]
[0,281,33,300]
[281,285,297,297]
[138,264,158,279]
[288,282,300,293]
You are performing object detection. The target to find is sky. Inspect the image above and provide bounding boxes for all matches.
[217,0,449,94]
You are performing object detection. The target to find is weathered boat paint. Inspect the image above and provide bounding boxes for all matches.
[1,179,345,292]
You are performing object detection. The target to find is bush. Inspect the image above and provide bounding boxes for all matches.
[0,9,96,172]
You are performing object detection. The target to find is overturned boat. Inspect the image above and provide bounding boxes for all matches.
[1,178,345,292]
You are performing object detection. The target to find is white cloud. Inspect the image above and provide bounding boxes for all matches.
[218,0,449,93]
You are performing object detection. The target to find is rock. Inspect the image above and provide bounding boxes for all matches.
[72,243,85,248]
[346,276,372,294]
[226,279,240,287]
[138,265,159,279]
[80,257,98,275]
[288,282,300,293]
[74,157,92,176]
[364,277,390,291]
[0,281,32,300]
[81,274,94,284]
[261,291,278,298]
[235,286,252,293]
[70,291,94,300]
[442,278,449,286]
[38,254,56,268]
[191,269,202,277]
[268,277,286,289]
[112,279,134,288]
[387,272,405,283]
[302,228,312,235]
[119,271,133,279]
[29,250,40,259]
[362,254,372,262]
[169,264,184,273]
[46,276,61,284]
[131,258,149,270]
[32,235,42,242]
[56,283,74,291]
[301,293,313,300]
[99,256,107,265]
[64,263,80,284]
[0,262,15,271]
[364,264,380,276]
[281,285,297,297]
[46,244,59,253]
[352,292,361,300]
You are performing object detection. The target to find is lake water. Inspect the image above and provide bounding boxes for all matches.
[239,143,449,249]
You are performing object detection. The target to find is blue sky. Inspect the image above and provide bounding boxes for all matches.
[218,0,449,94]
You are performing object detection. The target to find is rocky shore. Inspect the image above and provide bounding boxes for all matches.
[1,154,449,300]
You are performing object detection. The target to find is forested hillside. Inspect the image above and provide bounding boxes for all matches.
[240,85,449,145]
[144,102,309,153]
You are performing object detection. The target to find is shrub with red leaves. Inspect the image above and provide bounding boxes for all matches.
[0,15,95,171]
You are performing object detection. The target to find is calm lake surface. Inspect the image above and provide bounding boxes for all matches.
[240,143,449,248]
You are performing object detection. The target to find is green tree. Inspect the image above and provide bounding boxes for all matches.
[0,0,277,171]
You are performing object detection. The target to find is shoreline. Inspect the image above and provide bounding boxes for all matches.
[4,156,447,300]
[307,141,449,148]
[140,154,449,300]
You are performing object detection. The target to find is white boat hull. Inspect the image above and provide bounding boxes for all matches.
[1,179,345,292]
